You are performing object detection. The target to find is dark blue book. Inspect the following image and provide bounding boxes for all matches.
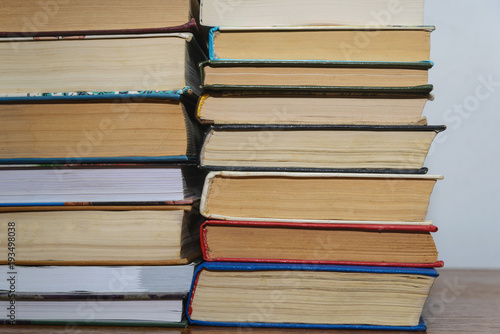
[187,262,438,330]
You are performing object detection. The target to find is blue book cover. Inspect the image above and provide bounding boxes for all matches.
[186,262,438,330]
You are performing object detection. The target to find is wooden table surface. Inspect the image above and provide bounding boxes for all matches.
[1,269,499,333]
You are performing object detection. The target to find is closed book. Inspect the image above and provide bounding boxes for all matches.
[1,0,199,36]
[200,124,445,172]
[187,262,437,330]
[200,0,425,27]
[0,164,202,207]
[201,220,443,267]
[201,60,433,91]
[0,206,203,265]
[0,33,205,95]
[0,263,197,295]
[200,171,442,224]
[0,94,202,164]
[1,298,188,327]
[0,262,198,326]
[196,90,432,126]
[208,26,434,62]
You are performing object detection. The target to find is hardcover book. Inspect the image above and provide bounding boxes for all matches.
[200,0,425,27]
[200,60,433,91]
[0,263,197,295]
[187,262,437,330]
[0,207,203,265]
[0,33,205,95]
[196,90,432,125]
[200,124,445,171]
[0,164,202,207]
[208,26,434,62]
[0,94,201,164]
[201,220,443,267]
[1,0,200,36]
[1,298,188,326]
[0,262,198,326]
[200,171,442,223]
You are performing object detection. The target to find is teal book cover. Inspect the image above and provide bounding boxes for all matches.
[208,26,435,62]
[0,91,202,164]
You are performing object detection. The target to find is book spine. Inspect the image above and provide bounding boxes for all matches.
[208,27,219,60]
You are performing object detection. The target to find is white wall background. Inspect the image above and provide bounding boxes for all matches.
[424,0,500,268]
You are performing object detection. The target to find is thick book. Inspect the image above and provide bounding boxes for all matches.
[0,207,202,265]
[200,124,445,171]
[0,262,198,326]
[208,26,433,62]
[0,164,202,207]
[200,171,442,224]
[200,0,425,27]
[201,220,443,267]
[1,0,199,36]
[0,33,205,95]
[0,94,201,164]
[196,90,432,125]
[187,262,437,330]
[201,60,433,91]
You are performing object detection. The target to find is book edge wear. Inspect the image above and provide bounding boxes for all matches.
[200,220,443,267]
[199,171,444,222]
[187,317,427,331]
[0,89,189,101]
[0,91,202,164]
[208,26,435,62]
[186,262,436,330]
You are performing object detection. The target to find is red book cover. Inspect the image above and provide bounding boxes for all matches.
[201,220,443,268]
[0,18,199,38]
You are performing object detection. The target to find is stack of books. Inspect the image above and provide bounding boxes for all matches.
[0,0,206,327]
[187,0,445,331]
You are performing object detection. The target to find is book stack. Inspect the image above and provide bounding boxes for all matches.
[0,0,206,327]
[187,0,445,331]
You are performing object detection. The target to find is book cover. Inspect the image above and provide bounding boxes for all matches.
[0,33,206,96]
[0,164,203,207]
[0,264,198,295]
[0,93,202,164]
[196,89,433,126]
[199,124,445,173]
[208,26,435,62]
[187,261,438,330]
[200,220,444,267]
[2,319,188,328]
[200,60,434,92]
[0,208,203,265]
[1,0,201,38]
[200,171,442,224]
[0,295,188,326]
[0,263,199,326]
[0,18,198,38]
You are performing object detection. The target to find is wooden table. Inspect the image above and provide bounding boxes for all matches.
[1,270,499,333]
